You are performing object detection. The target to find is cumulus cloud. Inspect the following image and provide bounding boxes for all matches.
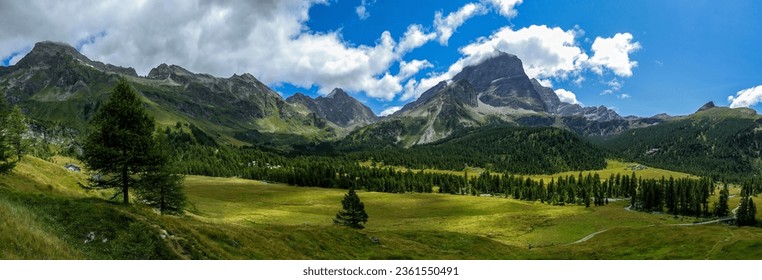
[401,24,589,101]
[0,0,423,101]
[398,59,433,80]
[728,85,762,108]
[555,89,580,104]
[434,3,487,45]
[379,106,402,116]
[396,24,437,55]
[483,0,523,18]
[401,26,642,101]
[589,33,642,77]
[618,93,631,99]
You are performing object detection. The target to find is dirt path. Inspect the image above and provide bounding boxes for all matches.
[569,204,740,244]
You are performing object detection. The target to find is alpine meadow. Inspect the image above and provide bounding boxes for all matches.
[3,0,762,264]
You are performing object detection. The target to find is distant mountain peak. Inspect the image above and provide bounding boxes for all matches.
[696,101,716,113]
[326,88,350,99]
[286,88,377,127]
[16,41,137,76]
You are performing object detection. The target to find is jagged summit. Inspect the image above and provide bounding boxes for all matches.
[325,88,350,99]
[696,101,716,113]
[15,41,137,76]
[286,88,378,128]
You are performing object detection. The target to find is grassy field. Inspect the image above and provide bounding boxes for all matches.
[360,159,695,181]
[2,155,762,259]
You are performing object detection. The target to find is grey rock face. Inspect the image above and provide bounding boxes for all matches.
[453,52,545,111]
[286,88,378,127]
[696,101,716,113]
[16,41,138,76]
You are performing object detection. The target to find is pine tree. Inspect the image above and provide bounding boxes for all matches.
[737,196,750,226]
[82,79,158,204]
[6,105,27,162]
[713,184,730,217]
[334,187,368,229]
[0,99,15,174]
[0,99,18,174]
[137,133,186,215]
[746,198,757,226]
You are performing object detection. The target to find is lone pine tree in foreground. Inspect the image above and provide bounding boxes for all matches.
[0,100,27,173]
[334,188,369,229]
[83,79,182,208]
[6,106,28,162]
[0,99,14,174]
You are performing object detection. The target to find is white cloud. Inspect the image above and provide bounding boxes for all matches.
[555,89,580,104]
[356,0,374,20]
[397,59,433,80]
[605,78,622,91]
[483,0,523,18]
[459,25,589,79]
[728,85,762,108]
[434,3,487,45]
[379,106,402,116]
[589,33,641,77]
[396,24,437,55]
[618,93,631,99]
[401,24,590,101]
[401,25,642,101]
[356,5,369,20]
[537,79,553,87]
[0,0,424,101]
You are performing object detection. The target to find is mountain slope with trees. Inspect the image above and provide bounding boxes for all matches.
[601,105,762,181]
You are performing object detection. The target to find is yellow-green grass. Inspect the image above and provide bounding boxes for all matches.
[184,175,762,259]
[534,225,762,259]
[526,160,695,181]
[0,197,80,259]
[0,156,88,197]
[360,160,694,181]
[185,176,690,248]
[3,155,762,259]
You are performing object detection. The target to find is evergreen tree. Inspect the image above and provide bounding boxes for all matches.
[82,79,157,204]
[747,198,757,226]
[713,184,730,217]
[334,187,368,229]
[6,105,27,162]
[0,99,15,174]
[137,133,186,215]
[737,196,751,226]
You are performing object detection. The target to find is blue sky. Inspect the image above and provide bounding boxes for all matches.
[288,0,762,116]
[2,0,762,117]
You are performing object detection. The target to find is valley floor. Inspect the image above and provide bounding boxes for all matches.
[2,156,762,259]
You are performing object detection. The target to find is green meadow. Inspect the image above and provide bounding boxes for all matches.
[361,160,694,181]
[2,155,762,259]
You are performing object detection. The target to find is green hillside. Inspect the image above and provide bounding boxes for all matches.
[348,125,607,174]
[601,107,762,181]
[3,155,762,259]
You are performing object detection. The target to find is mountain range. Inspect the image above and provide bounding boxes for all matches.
[2,41,760,165]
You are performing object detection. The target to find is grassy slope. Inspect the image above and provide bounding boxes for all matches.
[2,156,762,259]
[183,175,762,259]
[361,160,694,181]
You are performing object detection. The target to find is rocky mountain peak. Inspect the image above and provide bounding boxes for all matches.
[286,88,378,127]
[696,101,716,113]
[326,88,350,99]
[16,41,137,76]
[148,64,194,79]
[452,51,525,92]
